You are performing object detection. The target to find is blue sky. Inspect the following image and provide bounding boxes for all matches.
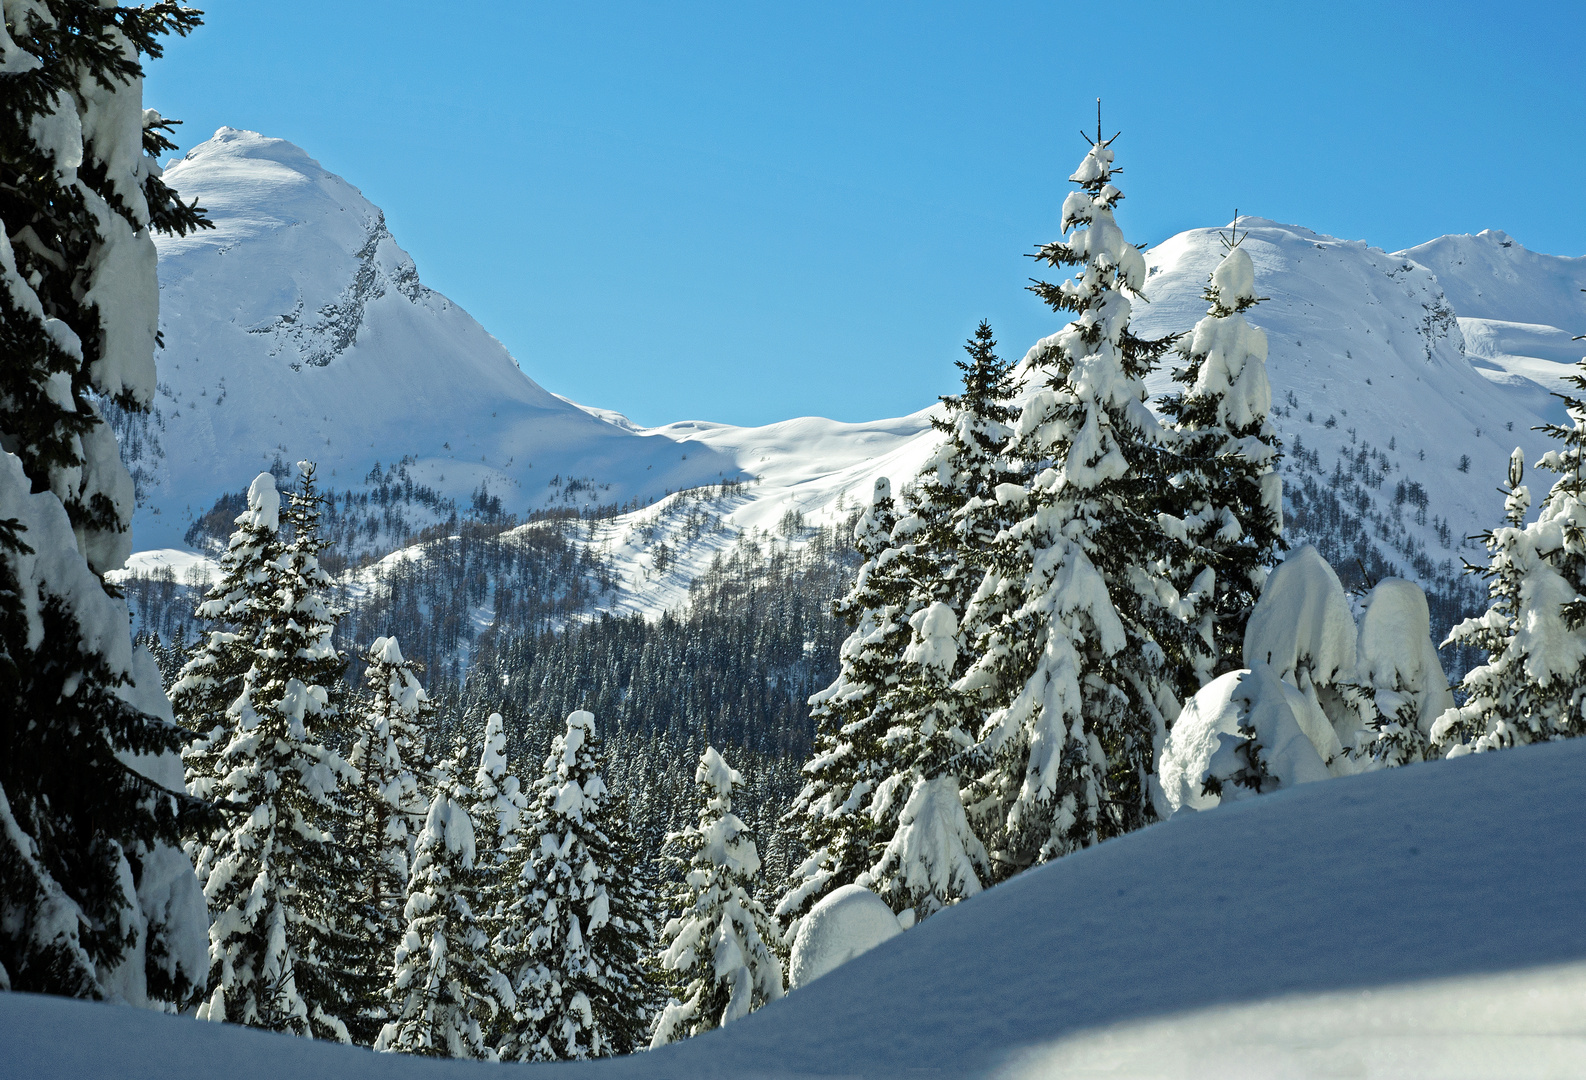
[146,2,1585,428]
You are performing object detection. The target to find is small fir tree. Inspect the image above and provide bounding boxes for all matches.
[498,711,655,1061]
[1436,404,1586,753]
[376,767,515,1059]
[777,479,917,936]
[651,746,784,1047]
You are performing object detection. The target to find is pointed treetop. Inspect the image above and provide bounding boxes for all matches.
[243,472,279,531]
[696,745,742,798]
[371,635,405,665]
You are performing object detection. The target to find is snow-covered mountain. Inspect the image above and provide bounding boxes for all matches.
[130,128,748,548]
[9,737,1586,1077]
[134,128,1585,628]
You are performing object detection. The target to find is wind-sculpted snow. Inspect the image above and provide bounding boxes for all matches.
[9,738,1586,1076]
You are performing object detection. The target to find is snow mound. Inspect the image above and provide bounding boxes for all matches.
[10,739,1586,1077]
[787,884,903,989]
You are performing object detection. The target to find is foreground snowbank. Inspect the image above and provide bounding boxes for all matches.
[7,740,1586,1077]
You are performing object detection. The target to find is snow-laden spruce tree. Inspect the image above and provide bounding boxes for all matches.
[956,130,1191,876]
[830,325,1014,922]
[777,479,917,935]
[191,469,367,1040]
[470,713,525,877]
[1434,415,1586,753]
[346,636,436,1039]
[496,711,654,1061]
[915,321,1024,615]
[1158,230,1284,684]
[376,766,515,1059]
[0,0,211,1006]
[174,474,284,812]
[861,602,988,919]
[652,746,784,1047]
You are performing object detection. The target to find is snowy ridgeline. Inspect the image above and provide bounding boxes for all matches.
[8,736,1586,1078]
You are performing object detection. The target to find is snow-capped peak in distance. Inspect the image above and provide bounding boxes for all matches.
[133,128,743,548]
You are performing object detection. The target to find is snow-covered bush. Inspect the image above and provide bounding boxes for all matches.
[1158,545,1450,812]
[652,747,784,1046]
[787,884,903,989]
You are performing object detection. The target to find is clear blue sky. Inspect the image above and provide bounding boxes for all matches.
[145,1,1585,428]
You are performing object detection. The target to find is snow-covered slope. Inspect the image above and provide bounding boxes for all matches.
[1398,230,1586,427]
[8,739,1586,1077]
[131,128,743,548]
[1135,219,1563,599]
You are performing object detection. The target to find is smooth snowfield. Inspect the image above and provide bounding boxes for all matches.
[8,740,1586,1078]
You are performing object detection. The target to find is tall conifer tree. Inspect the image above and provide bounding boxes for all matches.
[1158,226,1283,684]
[958,126,1194,876]
[0,0,211,1004]
[191,469,365,1040]
[347,636,436,1041]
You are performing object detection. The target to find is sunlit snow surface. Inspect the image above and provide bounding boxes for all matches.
[7,739,1586,1078]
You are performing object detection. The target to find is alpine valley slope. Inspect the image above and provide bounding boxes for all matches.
[7,738,1586,1078]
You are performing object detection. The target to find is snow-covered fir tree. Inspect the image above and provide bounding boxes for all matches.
[1158,230,1284,684]
[376,764,515,1059]
[1435,401,1586,754]
[652,746,784,1047]
[497,711,654,1061]
[777,479,917,936]
[346,636,436,1040]
[174,474,284,812]
[0,0,211,1006]
[957,131,1195,877]
[861,601,988,918]
[845,325,1019,919]
[190,469,367,1040]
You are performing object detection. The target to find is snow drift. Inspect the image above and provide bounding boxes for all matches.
[8,737,1586,1077]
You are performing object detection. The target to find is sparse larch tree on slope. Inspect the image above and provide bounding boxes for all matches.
[1158,231,1283,685]
[652,746,784,1047]
[0,0,211,1007]
[498,711,654,1061]
[1434,383,1586,754]
[958,129,1196,878]
[191,469,366,1040]
[346,635,436,1041]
